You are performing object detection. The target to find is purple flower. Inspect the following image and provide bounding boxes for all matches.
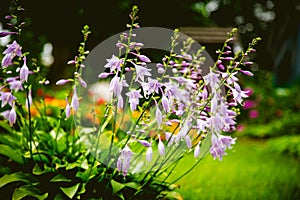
[117,145,133,176]
[126,89,143,111]
[131,62,151,82]
[239,70,253,76]
[2,41,22,68]
[78,77,87,88]
[1,106,16,126]
[105,55,123,72]
[210,135,226,161]
[161,95,170,113]
[0,92,16,107]
[194,143,201,158]
[71,87,79,112]
[142,78,161,97]
[203,70,220,89]
[130,52,151,63]
[109,75,128,96]
[7,78,23,92]
[117,95,124,109]
[20,57,29,82]
[231,82,249,104]
[98,72,113,79]
[243,100,256,110]
[56,79,71,85]
[0,31,17,38]
[138,140,151,147]
[65,98,71,118]
[146,146,153,162]
[158,135,165,156]
[185,135,192,149]
[156,106,163,127]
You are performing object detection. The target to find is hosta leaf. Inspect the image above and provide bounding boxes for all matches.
[60,183,80,199]
[50,174,72,182]
[124,182,140,190]
[32,164,52,175]
[0,144,24,164]
[12,185,48,200]
[111,180,125,194]
[0,172,32,188]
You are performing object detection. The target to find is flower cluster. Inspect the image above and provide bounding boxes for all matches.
[97,9,260,176]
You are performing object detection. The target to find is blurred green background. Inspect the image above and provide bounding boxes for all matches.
[1,0,300,199]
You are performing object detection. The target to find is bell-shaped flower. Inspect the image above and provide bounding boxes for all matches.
[126,89,143,111]
[56,79,71,85]
[71,87,79,112]
[146,146,153,162]
[0,92,16,107]
[117,145,133,176]
[20,57,29,82]
[194,143,201,158]
[158,135,165,156]
[104,55,123,72]
[131,61,151,82]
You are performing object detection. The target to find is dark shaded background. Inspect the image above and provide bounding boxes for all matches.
[1,0,299,86]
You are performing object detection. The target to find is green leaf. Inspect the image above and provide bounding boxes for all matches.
[124,182,140,190]
[0,144,24,164]
[12,185,48,200]
[0,172,32,188]
[161,191,183,200]
[32,164,52,175]
[66,162,79,170]
[50,174,72,183]
[111,180,125,195]
[60,183,80,199]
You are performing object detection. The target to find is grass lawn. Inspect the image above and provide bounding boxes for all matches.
[167,137,300,200]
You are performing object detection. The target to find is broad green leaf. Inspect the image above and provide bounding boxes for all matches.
[0,172,32,188]
[111,180,125,195]
[124,182,140,190]
[60,183,80,199]
[12,185,48,200]
[50,174,72,183]
[66,162,79,170]
[0,144,24,164]
[32,164,52,175]
[54,194,65,200]
[162,191,183,200]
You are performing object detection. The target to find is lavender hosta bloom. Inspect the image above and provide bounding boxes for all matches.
[161,95,170,113]
[138,140,151,147]
[185,135,192,149]
[56,79,71,85]
[209,134,226,161]
[0,92,16,107]
[65,98,71,118]
[156,106,163,127]
[71,87,79,112]
[104,55,123,72]
[20,57,29,82]
[239,70,254,76]
[221,71,238,85]
[98,72,113,79]
[158,135,165,156]
[131,62,151,82]
[117,95,124,109]
[194,143,201,158]
[0,31,17,37]
[232,82,249,105]
[146,146,153,162]
[126,89,143,111]
[110,75,128,96]
[78,76,87,88]
[8,78,23,92]
[203,69,220,89]
[1,105,16,126]
[117,145,133,176]
[2,41,22,68]
[129,52,151,63]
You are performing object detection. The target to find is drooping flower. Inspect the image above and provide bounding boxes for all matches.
[117,145,133,176]
[1,41,22,68]
[71,87,79,112]
[126,89,143,111]
[146,146,153,162]
[185,135,192,149]
[0,92,16,107]
[65,98,71,118]
[194,143,201,158]
[158,135,165,156]
[1,105,16,126]
[209,135,226,161]
[7,78,23,92]
[203,69,220,89]
[117,95,124,109]
[20,57,29,82]
[156,106,163,127]
[231,82,249,105]
[109,75,128,96]
[161,95,170,113]
[104,55,123,72]
[131,62,151,82]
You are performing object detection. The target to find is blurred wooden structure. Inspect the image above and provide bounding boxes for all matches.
[179,27,237,44]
